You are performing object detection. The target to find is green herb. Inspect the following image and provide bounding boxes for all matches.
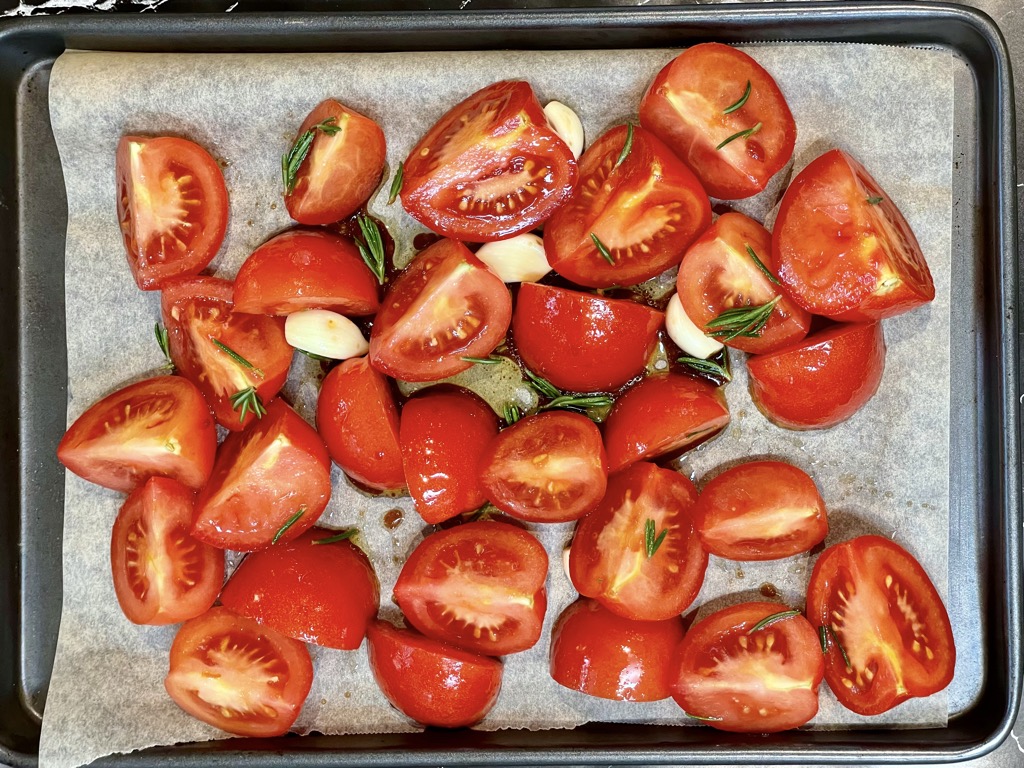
[154,323,174,370]
[828,626,852,670]
[297,348,331,362]
[469,504,498,522]
[213,339,264,378]
[747,609,801,635]
[230,386,266,424]
[523,368,561,399]
[282,116,341,194]
[590,233,615,266]
[716,121,763,151]
[644,518,669,558]
[313,528,358,545]
[272,507,306,545]
[461,355,503,365]
[723,80,752,114]
[388,162,404,205]
[867,195,884,205]
[542,394,614,412]
[705,295,781,341]
[502,403,521,425]
[678,356,732,382]
[613,122,634,170]
[818,625,829,654]
[355,213,387,284]
[746,244,781,286]
[684,712,724,723]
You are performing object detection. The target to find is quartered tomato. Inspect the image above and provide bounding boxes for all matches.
[394,520,548,656]
[284,98,386,226]
[774,149,935,321]
[639,43,796,200]
[806,536,955,716]
[671,602,824,732]
[165,606,313,737]
[570,462,707,622]
[111,477,223,625]
[402,80,577,241]
[161,276,292,431]
[676,212,810,354]
[369,239,511,382]
[116,136,228,291]
[57,375,216,492]
[544,124,711,288]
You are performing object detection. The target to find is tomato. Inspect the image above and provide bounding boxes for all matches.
[57,375,216,492]
[165,606,313,737]
[316,356,404,493]
[402,80,577,241]
[676,212,810,354]
[284,98,386,226]
[400,386,498,524]
[478,411,607,523]
[512,282,663,393]
[694,461,827,561]
[570,462,707,621]
[639,43,796,200]
[367,620,502,728]
[161,276,292,431]
[602,373,730,473]
[774,149,935,321]
[544,124,711,288]
[550,599,685,702]
[193,399,331,552]
[806,535,955,716]
[747,321,885,430]
[111,477,222,625]
[394,520,548,655]
[233,230,379,316]
[116,136,228,291]
[369,239,511,382]
[671,602,824,732]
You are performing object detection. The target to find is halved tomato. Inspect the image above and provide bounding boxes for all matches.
[402,80,577,241]
[116,136,228,290]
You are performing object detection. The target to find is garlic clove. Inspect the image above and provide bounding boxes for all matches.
[666,293,724,359]
[285,309,369,360]
[562,543,572,582]
[475,232,551,283]
[544,101,585,160]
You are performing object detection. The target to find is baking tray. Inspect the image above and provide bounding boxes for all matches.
[0,3,1018,766]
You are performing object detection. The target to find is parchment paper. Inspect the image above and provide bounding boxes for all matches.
[42,44,953,768]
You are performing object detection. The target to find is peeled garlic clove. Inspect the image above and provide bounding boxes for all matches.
[285,309,369,360]
[475,232,551,283]
[562,543,572,582]
[666,293,724,359]
[544,101,584,160]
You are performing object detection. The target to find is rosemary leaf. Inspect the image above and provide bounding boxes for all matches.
[747,609,801,635]
[523,368,561,399]
[829,626,853,670]
[746,244,781,286]
[356,213,387,284]
[723,80,752,114]
[298,348,331,362]
[272,506,306,545]
[716,121,763,151]
[685,712,724,723]
[644,518,668,558]
[388,162,405,205]
[590,233,615,266]
[461,355,503,365]
[282,117,340,194]
[678,356,732,382]
[867,195,884,205]
[613,122,634,170]
[818,625,829,654]
[502,403,521,425]
[705,295,781,342]
[313,528,358,545]
[213,339,264,378]
[542,394,614,412]
[154,322,174,369]
[230,386,266,424]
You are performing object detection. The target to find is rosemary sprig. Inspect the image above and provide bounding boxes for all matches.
[644,518,669,558]
[705,295,781,342]
[818,625,829,654]
[461,355,503,365]
[282,116,341,194]
[355,213,387,284]
[678,355,732,382]
[716,121,763,151]
[746,244,781,286]
[502,403,521,425]
[613,122,634,170]
[230,386,266,424]
[523,368,561,399]
[297,348,331,362]
[388,162,404,205]
[542,394,614,412]
[313,528,358,545]
[828,626,853,670]
[590,233,615,266]
[747,609,801,635]
[272,506,306,545]
[723,80,752,114]
[154,323,174,370]
[867,195,884,205]
[213,339,264,379]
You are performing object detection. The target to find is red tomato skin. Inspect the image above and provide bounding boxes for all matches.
[233,230,380,316]
[747,321,885,430]
[285,99,386,225]
[116,136,229,290]
[806,536,955,716]
[639,43,797,200]
[192,399,332,552]
[367,620,502,727]
[671,602,824,732]
[400,387,498,524]
[603,373,730,473]
[570,462,708,622]
[57,375,217,493]
[402,80,577,241]
[676,212,811,354]
[111,477,223,625]
[694,461,827,561]
[512,282,663,393]
[550,599,685,702]
[220,528,379,650]
[369,239,512,382]
[544,124,712,288]
[479,411,608,523]
[316,356,404,493]
[774,149,935,321]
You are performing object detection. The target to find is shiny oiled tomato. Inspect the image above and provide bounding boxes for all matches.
[671,602,824,732]
[570,462,707,622]
[544,124,712,288]
[774,149,935,321]
[57,375,216,492]
[402,80,577,241]
[394,520,548,656]
[806,536,955,716]
[116,136,228,290]
[165,606,313,737]
[111,477,223,625]
[639,43,796,200]
[550,599,685,702]
[369,239,511,382]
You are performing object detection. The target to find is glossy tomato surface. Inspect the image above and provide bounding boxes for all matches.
[544,124,711,288]
[570,462,707,621]
[513,282,663,393]
[402,80,577,241]
[774,149,935,321]
[806,536,955,716]
[57,375,216,492]
[394,520,548,655]
[639,43,796,200]
[116,136,228,290]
